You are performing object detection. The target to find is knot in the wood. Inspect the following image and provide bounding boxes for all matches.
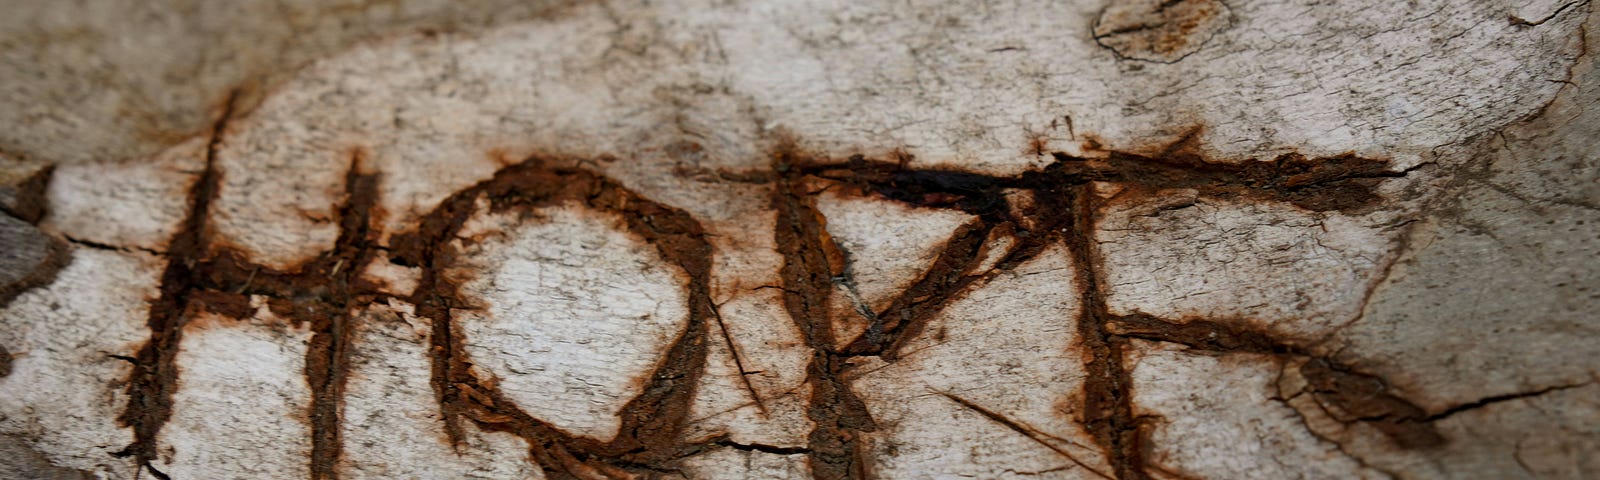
[1093,0,1232,63]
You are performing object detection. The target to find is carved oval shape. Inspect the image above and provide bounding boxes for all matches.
[446,203,691,442]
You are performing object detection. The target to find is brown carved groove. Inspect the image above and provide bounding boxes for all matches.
[114,91,239,480]
[789,146,1424,479]
[107,120,1431,479]
[1058,183,1149,480]
[771,150,880,480]
[390,158,717,478]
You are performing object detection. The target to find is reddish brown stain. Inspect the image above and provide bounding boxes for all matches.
[186,290,256,320]
[1299,359,1445,449]
[770,149,879,479]
[387,157,719,478]
[116,101,384,479]
[838,218,992,359]
[101,110,1439,480]
[1027,132,1052,158]
[115,90,240,480]
[777,141,1427,478]
[1055,182,1151,480]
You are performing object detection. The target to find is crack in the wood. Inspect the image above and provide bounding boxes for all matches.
[709,294,769,415]
[298,152,382,480]
[714,438,813,455]
[938,391,1114,479]
[1422,382,1592,422]
[1107,313,1454,450]
[1510,0,1588,27]
[841,219,997,361]
[61,235,164,256]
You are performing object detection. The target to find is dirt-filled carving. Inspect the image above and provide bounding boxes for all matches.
[0,137,1564,479]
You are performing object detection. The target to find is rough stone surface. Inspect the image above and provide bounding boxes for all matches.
[1,0,1597,479]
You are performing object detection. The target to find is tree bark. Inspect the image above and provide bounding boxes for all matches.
[2,0,1597,478]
